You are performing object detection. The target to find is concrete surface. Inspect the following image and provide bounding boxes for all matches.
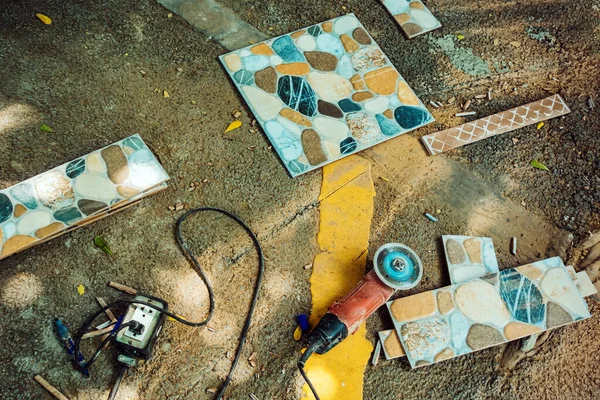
[0,0,599,399]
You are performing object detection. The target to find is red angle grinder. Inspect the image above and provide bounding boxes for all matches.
[298,243,423,399]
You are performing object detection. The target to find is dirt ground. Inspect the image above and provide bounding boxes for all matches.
[0,0,599,399]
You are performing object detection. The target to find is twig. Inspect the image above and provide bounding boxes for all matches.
[34,376,69,400]
[108,281,137,295]
[97,297,117,322]
[82,324,115,339]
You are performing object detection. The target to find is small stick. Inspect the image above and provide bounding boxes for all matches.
[96,297,117,322]
[511,237,518,255]
[108,281,137,295]
[82,325,115,339]
[455,111,476,117]
[34,375,69,400]
[372,339,382,366]
[463,99,472,110]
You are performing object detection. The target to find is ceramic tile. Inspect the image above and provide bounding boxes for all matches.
[378,329,406,359]
[442,235,499,284]
[219,13,434,177]
[0,134,169,260]
[387,257,592,368]
[421,94,571,155]
[380,0,441,38]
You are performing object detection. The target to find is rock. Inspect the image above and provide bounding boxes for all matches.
[301,129,327,166]
[86,153,107,174]
[364,66,399,95]
[400,317,450,359]
[383,109,394,119]
[242,55,270,72]
[397,81,421,106]
[0,193,13,223]
[306,72,352,103]
[233,69,255,85]
[270,55,283,65]
[318,100,343,118]
[304,51,338,71]
[338,99,362,113]
[466,324,505,350]
[241,86,284,121]
[313,117,349,142]
[250,43,273,56]
[347,112,381,145]
[296,35,316,51]
[276,62,310,76]
[280,109,312,127]
[376,114,401,136]
[352,92,374,102]
[73,173,117,202]
[288,159,309,175]
[411,9,439,29]
[264,121,303,161]
[272,36,304,62]
[394,106,431,129]
[66,158,85,179]
[35,171,75,210]
[402,22,423,37]
[53,207,82,225]
[290,30,306,39]
[463,237,482,263]
[315,33,345,57]
[277,76,317,117]
[10,184,36,210]
[78,199,108,216]
[383,330,405,358]
[503,322,541,340]
[499,269,545,324]
[540,267,590,318]
[223,53,242,72]
[101,145,129,185]
[123,136,144,151]
[517,264,544,281]
[364,97,389,114]
[340,137,357,155]
[350,74,365,90]
[351,46,387,72]
[321,140,341,159]
[340,34,359,53]
[322,21,332,33]
[0,235,36,257]
[446,238,466,264]
[389,291,436,322]
[128,149,169,190]
[35,222,64,239]
[582,241,600,268]
[254,67,277,93]
[17,210,52,235]
[13,204,27,218]
[308,25,322,37]
[546,301,573,328]
[434,348,454,362]
[455,280,510,327]
[451,265,488,283]
[436,291,454,315]
[333,15,359,34]
[337,55,354,79]
[353,27,371,45]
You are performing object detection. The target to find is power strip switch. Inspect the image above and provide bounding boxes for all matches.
[115,294,168,360]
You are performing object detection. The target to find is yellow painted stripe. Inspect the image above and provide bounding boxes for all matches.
[303,155,375,400]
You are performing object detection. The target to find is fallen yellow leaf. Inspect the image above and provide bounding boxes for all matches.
[510,41,521,47]
[457,34,465,40]
[77,284,85,296]
[225,120,242,133]
[163,90,169,98]
[379,176,390,182]
[293,325,302,341]
[167,13,173,18]
[36,13,52,25]
[536,121,545,130]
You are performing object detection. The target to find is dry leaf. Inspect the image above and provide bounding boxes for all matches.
[163,90,170,98]
[167,13,173,18]
[536,122,545,130]
[36,13,52,25]
[510,41,521,47]
[225,120,242,133]
[293,325,302,341]
[77,284,85,296]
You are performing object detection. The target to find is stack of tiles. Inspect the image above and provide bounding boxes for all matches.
[442,235,499,284]
[380,0,442,38]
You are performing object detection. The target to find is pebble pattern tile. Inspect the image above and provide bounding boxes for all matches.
[220,13,433,177]
[387,257,591,368]
[421,94,571,155]
[380,0,442,39]
[442,235,499,284]
[378,329,406,360]
[0,134,169,261]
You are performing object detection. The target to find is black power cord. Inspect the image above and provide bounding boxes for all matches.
[298,344,321,400]
[71,207,264,400]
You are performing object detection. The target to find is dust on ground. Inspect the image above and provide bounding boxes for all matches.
[0,0,599,399]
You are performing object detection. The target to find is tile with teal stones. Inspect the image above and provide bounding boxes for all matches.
[442,235,499,284]
[0,134,169,260]
[219,13,434,177]
[380,0,442,39]
[386,257,591,368]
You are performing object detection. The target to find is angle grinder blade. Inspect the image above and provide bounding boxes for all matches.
[373,243,423,290]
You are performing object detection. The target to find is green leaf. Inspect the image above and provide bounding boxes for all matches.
[94,235,113,255]
[530,159,549,171]
[40,123,53,133]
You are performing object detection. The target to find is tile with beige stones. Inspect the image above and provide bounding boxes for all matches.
[386,257,591,368]
[378,329,406,360]
[443,235,499,284]
[220,13,433,177]
[380,0,441,38]
[421,94,571,155]
[0,134,169,261]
